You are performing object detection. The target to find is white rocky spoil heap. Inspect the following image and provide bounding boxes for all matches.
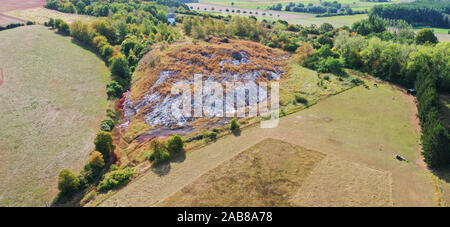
[123,50,288,128]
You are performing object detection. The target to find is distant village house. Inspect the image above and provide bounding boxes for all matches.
[168,13,175,25]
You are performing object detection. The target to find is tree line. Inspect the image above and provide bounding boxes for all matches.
[268,1,366,17]
[370,0,450,29]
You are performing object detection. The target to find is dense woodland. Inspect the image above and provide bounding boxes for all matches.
[371,0,450,28]
[38,0,450,204]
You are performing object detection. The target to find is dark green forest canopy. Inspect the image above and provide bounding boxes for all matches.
[370,0,450,28]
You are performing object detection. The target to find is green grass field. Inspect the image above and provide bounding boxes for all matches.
[414,27,450,35]
[0,25,109,206]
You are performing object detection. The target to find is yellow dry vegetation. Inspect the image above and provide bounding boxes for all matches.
[130,38,289,103]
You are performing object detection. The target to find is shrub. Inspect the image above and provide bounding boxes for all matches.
[230,118,240,131]
[97,167,134,192]
[318,57,345,75]
[207,131,217,140]
[93,35,108,50]
[110,55,130,82]
[58,169,80,195]
[89,151,105,168]
[100,121,111,132]
[106,80,124,98]
[45,18,54,27]
[294,94,308,104]
[70,20,95,44]
[319,22,334,33]
[94,131,115,160]
[167,134,183,153]
[287,24,299,32]
[58,21,70,33]
[53,19,69,33]
[101,44,114,59]
[80,163,101,184]
[100,119,115,132]
[147,139,171,164]
[415,28,438,45]
[110,164,119,171]
[350,77,364,85]
[324,75,330,81]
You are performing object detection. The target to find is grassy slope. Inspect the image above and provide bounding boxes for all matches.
[97,73,435,207]
[0,25,109,206]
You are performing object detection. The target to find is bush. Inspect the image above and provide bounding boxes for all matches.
[80,163,101,184]
[58,169,80,195]
[415,28,438,45]
[89,151,105,168]
[97,167,134,192]
[101,44,114,59]
[106,80,123,99]
[147,139,171,164]
[230,118,240,131]
[45,18,54,27]
[100,119,115,132]
[350,77,364,85]
[110,164,119,171]
[206,131,217,140]
[294,94,308,104]
[318,57,345,75]
[110,55,130,84]
[94,131,115,160]
[167,134,183,153]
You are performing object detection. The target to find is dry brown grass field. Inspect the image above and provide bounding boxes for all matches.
[4,7,98,25]
[159,138,326,206]
[159,138,392,207]
[0,25,109,206]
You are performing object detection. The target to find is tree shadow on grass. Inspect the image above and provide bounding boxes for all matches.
[69,37,108,63]
[232,129,241,136]
[150,150,187,177]
[171,150,186,163]
[151,161,171,177]
[432,168,450,183]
